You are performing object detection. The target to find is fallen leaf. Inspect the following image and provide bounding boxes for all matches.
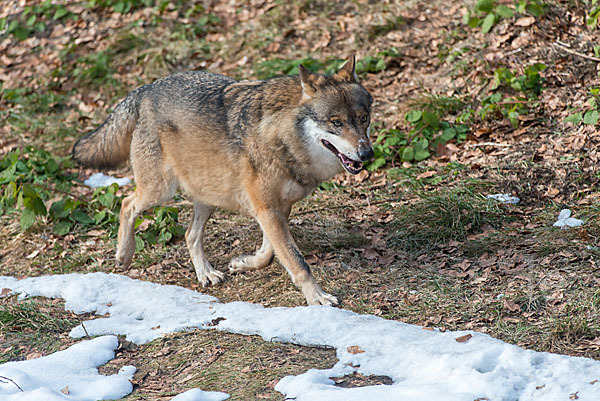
[570,392,579,400]
[347,345,365,354]
[455,334,472,343]
[515,16,535,27]
[27,351,42,360]
[503,299,520,313]
[61,386,69,395]
[416,170,436,180]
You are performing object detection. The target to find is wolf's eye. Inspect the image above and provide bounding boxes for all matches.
[360,115,369,123]
[331,120,343,127]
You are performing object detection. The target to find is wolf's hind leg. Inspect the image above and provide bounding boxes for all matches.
[116,188,172,268]
[228,232,274,273]
[186,201,225,286]
[116,126,176,268]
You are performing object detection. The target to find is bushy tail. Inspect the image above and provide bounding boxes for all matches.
[72,89,143,169]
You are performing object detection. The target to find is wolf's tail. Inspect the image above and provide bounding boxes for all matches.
[72,87,146,169]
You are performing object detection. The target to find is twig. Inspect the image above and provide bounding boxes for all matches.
[78,317,91,339]
[0,375,24,392]
[32,183,89,204]
[553,42,600,63]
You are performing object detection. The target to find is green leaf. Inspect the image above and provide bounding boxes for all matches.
[401,146,415,161]
[25,196,47,216]
[508,111,520,128]
[53,220,72,236]
[71,209,95,224]
[439,127,457,143]
[564,112,582,125]
[475,0,494,13]
[26,15,36,27]
[135,236,144,251]
[481,13,496,33]
[422,111,440,128]
[414,148,430,162]
[53,7,69,20]
[367,157,386,171]
[494,4,514,18]
[20,208,36,231]
[94,209,107,224]
[406,110,423,123]
[583,109,599,125]
[13,26,31,41]
[467,16,480,28]
[49,199,68,219]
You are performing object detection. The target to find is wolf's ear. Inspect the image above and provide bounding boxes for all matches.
[334,55,359,83]
[298,64,318,100]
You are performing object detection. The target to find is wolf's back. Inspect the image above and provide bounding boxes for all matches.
[72,86,147,169]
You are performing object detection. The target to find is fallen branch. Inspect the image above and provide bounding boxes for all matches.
[0,375,24,392]
[553,42,600,63]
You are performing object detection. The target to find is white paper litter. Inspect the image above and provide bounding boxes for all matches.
[83,172,131,188]
[2,273,600,401]
[553,209,584,228]
[487,193,520,204]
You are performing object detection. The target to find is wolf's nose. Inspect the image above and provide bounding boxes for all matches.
[358,147,374,161]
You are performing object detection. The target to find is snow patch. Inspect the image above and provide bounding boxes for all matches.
[0,336,134,401]
[83,172,131,188]
[1,273,600,400]
[170,388,230,401]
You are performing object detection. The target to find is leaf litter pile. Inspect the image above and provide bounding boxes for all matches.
[1,0,600,399]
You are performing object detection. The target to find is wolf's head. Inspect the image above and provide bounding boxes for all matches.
[297,55,374,175]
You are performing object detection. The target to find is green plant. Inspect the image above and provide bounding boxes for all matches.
[86,0,154,14]
[134,206,186,250]
[0,299,77,333]
[586,0,600,30]
[390,187,511,251]
[367,110,469,170]
[464,0,546,33]
[564,87,600,126]
[479,63,546,127]
[0,0,73,41]
[0,147,123,235]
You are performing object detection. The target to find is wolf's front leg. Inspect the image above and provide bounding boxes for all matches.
[186,202,225,286]
[255,210,338,306]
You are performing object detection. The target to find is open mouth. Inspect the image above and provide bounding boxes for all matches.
[321,139,363,174]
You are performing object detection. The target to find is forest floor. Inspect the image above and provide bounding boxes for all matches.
[1,0,600,399]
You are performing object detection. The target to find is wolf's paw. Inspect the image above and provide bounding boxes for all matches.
[228,255,251,273]
[197,268,226,287]
[115,252,133,269]
[303,285,339,306]
[228,253,274,273]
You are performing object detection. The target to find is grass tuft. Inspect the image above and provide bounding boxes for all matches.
[390,187,512,251]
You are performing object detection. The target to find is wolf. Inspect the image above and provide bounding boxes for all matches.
[72,55,374,306]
